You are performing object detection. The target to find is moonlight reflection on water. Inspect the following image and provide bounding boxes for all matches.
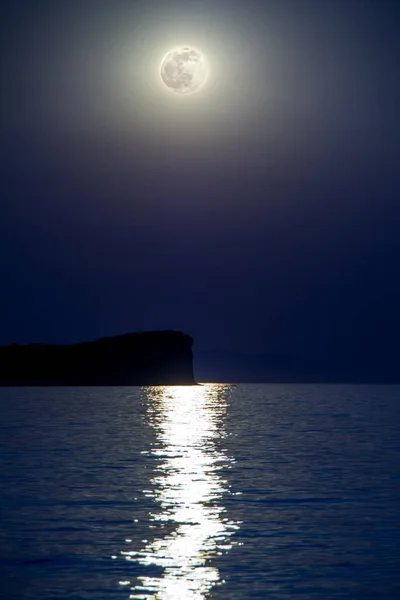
[121,384,240,599]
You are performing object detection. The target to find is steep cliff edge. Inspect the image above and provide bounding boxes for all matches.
[0,330,196,386]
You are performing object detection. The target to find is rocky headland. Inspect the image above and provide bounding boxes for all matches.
[0,330,196,386]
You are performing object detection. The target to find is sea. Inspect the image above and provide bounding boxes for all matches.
[1,384,400,599]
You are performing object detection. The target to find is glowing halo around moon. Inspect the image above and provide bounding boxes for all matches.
[159,46,209,95]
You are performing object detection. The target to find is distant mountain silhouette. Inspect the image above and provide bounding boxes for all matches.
[0,331,196,386]
[195,349,400,383]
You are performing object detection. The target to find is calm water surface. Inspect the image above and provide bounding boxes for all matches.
[1,384,400,599]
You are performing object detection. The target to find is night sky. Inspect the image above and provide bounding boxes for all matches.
[1,1,399,379]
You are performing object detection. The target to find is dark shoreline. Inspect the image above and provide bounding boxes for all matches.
[0,330,196,387]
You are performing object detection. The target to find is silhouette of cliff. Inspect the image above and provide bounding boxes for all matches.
[0,331,196,386]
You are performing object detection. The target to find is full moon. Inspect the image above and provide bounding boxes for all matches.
[160,47,209,95]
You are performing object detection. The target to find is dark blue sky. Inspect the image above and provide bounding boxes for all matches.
[1,1,399,374]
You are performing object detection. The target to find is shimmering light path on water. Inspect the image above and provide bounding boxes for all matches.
[119,385,240,598]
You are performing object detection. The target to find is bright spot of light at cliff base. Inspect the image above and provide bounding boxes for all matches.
[159,46,209,95]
